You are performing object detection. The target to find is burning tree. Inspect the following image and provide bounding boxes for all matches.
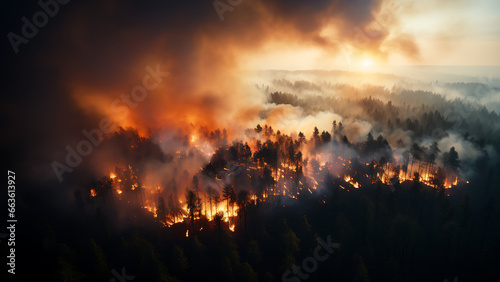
[83,121,466,236]
[186,190,200,232]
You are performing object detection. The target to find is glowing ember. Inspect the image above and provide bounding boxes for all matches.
[88,125,467,232]
[144,204,157,217]
[344,175,360,188]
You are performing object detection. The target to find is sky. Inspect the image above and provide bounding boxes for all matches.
[1,0,499,180]
[244,0,500,70]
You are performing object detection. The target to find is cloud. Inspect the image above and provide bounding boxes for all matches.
[3,0,470,183]
[37,0,418,134]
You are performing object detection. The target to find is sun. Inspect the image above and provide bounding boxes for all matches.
[362,58,374,68]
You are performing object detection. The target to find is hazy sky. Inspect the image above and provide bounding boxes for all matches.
[245,0,500,70]
[3,0,498,136]
[2,0,499,179]
[395,0,500,65]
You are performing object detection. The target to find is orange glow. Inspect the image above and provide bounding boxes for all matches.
[344,175,360,189]
[144,204,157,217]
[93,128,466,232]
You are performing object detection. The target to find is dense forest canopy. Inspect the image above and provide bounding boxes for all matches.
[8,70,500,281]
[3,0,500,280]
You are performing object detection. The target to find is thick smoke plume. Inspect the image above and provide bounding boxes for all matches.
[4,0,493,190]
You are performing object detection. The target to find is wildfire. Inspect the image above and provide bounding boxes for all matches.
[250,194,257,203]
[87,126,467,233]
[344,175,360,189]
[443,176,460,189]
[144,204,157,217]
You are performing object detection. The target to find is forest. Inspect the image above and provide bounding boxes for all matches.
[4,83,499,281]
[3,0,500,280]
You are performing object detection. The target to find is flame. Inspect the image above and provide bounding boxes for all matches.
[129,141,464,230]
[186,230,189,237]
[443,175,460,188]
[93,127,467,231]
[144,204,157,217]
[250,194,257,202]
[344,175,360,188]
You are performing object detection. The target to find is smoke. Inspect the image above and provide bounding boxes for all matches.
[264,105,343,137]
[30,0,425,137]
[437,132,498,178]
[3,0,490,190]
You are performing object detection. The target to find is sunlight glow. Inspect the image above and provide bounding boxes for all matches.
[362,58,374,68]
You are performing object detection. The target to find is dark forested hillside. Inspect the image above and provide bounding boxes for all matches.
[6,106,499,281]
